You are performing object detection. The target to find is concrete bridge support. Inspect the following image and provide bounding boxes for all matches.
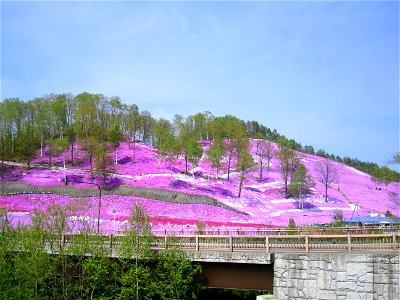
[200,262,273,290]
[274,253,400,300]
[188,250,274,290]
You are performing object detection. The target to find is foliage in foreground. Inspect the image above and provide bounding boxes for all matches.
[0,205,205,300]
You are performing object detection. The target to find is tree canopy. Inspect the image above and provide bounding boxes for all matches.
[1,92,398,183]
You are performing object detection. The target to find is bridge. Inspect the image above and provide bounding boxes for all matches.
[56,228,400,298]
[3,224,399,298]
[59,226,400,259]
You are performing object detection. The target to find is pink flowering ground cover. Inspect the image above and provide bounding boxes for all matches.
[1,139,399,231]
[0,194,255,233]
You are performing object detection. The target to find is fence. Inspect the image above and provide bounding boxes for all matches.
[151,225,400,237]
[59,233,399,255]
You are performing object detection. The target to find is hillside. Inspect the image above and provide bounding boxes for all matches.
[1,139,399,232]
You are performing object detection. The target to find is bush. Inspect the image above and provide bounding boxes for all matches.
[288,218,296,229]
[196,220,206,235]
[332,210,344,227]
[287,218,297,235]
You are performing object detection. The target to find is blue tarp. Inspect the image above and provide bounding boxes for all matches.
[344,216,399,225]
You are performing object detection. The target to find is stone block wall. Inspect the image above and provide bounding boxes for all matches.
[274,253,399,300]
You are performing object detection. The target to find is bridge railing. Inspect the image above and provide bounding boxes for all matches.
[150,225,399,237]
[154,234,399,254]
[57,233,399,255]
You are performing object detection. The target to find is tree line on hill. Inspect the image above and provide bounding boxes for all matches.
[0,93,398,190]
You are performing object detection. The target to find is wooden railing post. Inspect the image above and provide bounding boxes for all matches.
[229,236,233,252]
[164,235,168,249]
[195,236,199,251]
[266,236,270,253]
[305,236,309,253]
[347,235,351,254]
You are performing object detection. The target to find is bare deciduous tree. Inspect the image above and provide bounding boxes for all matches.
[314,158,339,202]
[255,138,276,181]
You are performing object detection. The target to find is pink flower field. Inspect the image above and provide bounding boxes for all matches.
[1,140,399,232]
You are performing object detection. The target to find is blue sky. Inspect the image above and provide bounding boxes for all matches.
[1,1,399,168]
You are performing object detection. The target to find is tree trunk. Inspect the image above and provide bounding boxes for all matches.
[89,154,94,179]
[170,162,174,186]
[227,157,232,181]
[132,138,136,164]
[76,134,79,156]
[283,174,289,199]
[325,184,328,202]
[185,155,189,174]
[285,183,288,199]
[238,172,244,198]
[70,142,74,166]
[40,135,43,157]
[49,145,52,167]
[1,159,4,179]
[259,161,263,181]
[11,134,14,156]
[27,138,32,169]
